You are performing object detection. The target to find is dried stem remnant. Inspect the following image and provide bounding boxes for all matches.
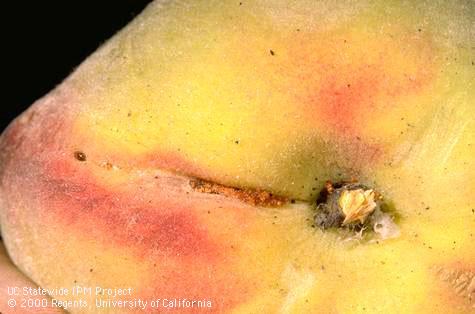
[339,189,377,225]
[314,180,387,231]
[190,179,288,207]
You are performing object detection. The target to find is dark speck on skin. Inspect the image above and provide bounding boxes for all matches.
[74,151,87,162]
[235,140,239,144]
[270,50,275,56]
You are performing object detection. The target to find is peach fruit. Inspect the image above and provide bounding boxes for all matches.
[0,0,474,313]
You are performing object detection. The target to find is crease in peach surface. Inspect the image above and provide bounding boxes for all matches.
[0,0,474,313]
[1,114,258,311]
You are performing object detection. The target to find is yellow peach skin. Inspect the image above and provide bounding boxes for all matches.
[0,0,474,313]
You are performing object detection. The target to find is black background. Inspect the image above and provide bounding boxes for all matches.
[2,1,153,132]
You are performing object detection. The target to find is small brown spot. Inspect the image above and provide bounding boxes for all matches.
[325,180,334,194]
[270,50,275,56]
[190,179,287,207]
[100,161,114,170]
[74,151,87,162]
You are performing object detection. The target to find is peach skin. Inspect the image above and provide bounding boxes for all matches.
[0,241,65,314]
[0,0,474,313]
